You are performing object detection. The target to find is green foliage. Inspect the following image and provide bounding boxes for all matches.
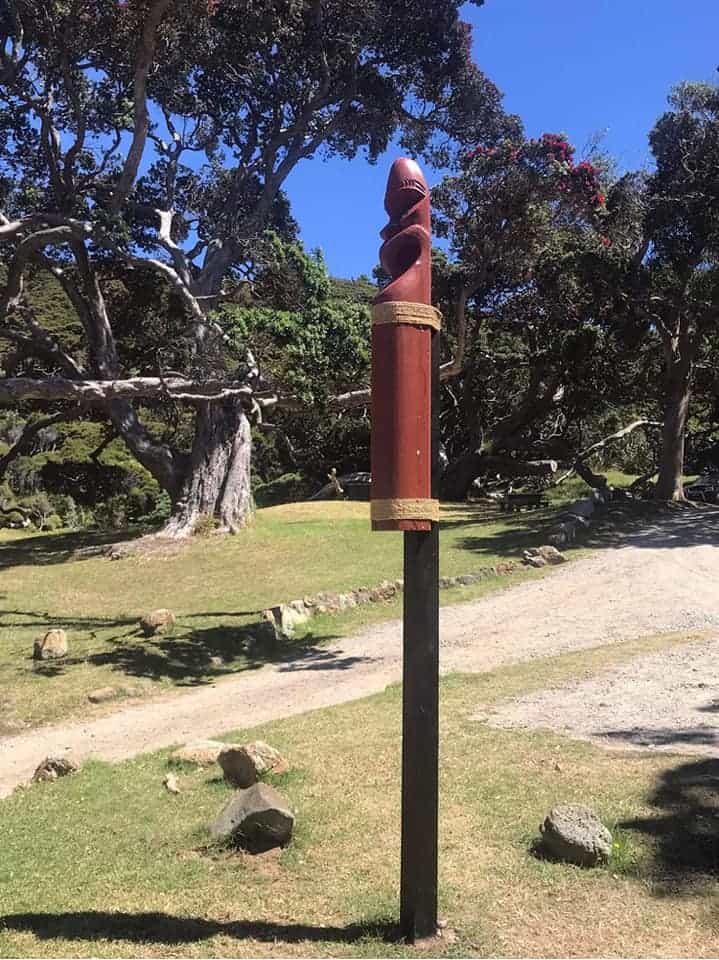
[433,130,638,469]
[43,513,63,532]
[93,495,129,531]
[222,240,370,406]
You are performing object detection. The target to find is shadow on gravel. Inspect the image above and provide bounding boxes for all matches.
[620,758,719,887]
[601,726,719,750]
[0,911,396,947]
[586,502,719,552]
[457,500,719,561]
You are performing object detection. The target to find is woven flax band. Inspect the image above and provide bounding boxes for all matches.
[371,498,440,523]
[372,301,442,332]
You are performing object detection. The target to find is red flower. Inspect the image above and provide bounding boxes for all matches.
[596,193,605,205]
[601,236,611,247]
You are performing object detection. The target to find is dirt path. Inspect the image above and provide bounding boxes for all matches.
[2,507,719,798]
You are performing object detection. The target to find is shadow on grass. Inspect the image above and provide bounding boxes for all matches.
[85,624,352,685]
[2,610,139,632]
[457,512,551,559]
[5,610,354,685]
[620,758,719,887]
[0,911,396,946]
[0,527,148,570]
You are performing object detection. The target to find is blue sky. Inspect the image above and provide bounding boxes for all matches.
[285,0,719,279]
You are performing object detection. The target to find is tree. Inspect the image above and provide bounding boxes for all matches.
[0,0,510,535]
[432,132,632,496]
[642,83,719,499]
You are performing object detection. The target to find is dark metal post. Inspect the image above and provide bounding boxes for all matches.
[400,330,440,942]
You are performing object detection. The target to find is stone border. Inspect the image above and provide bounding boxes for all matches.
[263,561,518,639]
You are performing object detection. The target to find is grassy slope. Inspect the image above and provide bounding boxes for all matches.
[0,630,715,959]
[0,476,615,733]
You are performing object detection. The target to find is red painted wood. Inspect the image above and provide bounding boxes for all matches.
[371,158,433,532]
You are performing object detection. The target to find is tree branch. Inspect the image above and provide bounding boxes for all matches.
[111,0,172,212]
[0,406,83,480]
[0,376,270,405]
[553,418,662,486]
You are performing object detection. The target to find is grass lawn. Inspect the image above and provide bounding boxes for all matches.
[0,475,620,733]
[0,630,716,958]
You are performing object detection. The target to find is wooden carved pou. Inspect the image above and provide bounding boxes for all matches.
[371,158,440,532]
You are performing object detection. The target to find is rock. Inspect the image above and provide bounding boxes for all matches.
[163,773,181,794]
[140,608,175,637]
[32,756,79,782]
[33,629,68,660]
[209,782,294,849]
[539,803,612,866]
[217,741,288,783]
[377,580,397,599]
[87,686,120,704]
[209,656,224,667]
[317,592,343,613]
[524,544,567,567]
[523,553,547,568]
[263,601,310,639]
[218,746,258,788]
[244,741,286,776]
[533,545,566,564]
[456,574,479,585]
[494,561,516,576]
[170,739,228,765]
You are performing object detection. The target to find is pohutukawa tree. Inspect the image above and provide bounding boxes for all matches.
[431,132,622,496]
[640,83,719,500]
[0,0,508,536]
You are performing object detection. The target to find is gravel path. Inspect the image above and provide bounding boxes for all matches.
[484,636,719,755]
[2,506,719,797]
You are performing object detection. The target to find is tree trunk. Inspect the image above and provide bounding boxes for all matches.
[655,368,691,501]
[161,399,253,538]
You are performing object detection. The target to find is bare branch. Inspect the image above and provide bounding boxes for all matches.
[155,208,192,286]
[553,418,662,486]
[0,406,83,481]
[0,308,86,379]
[0,375,267,405]
[327,385,371,411]
[111,0,172,211]
[440,280,481,381]
[2,226,77,311]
